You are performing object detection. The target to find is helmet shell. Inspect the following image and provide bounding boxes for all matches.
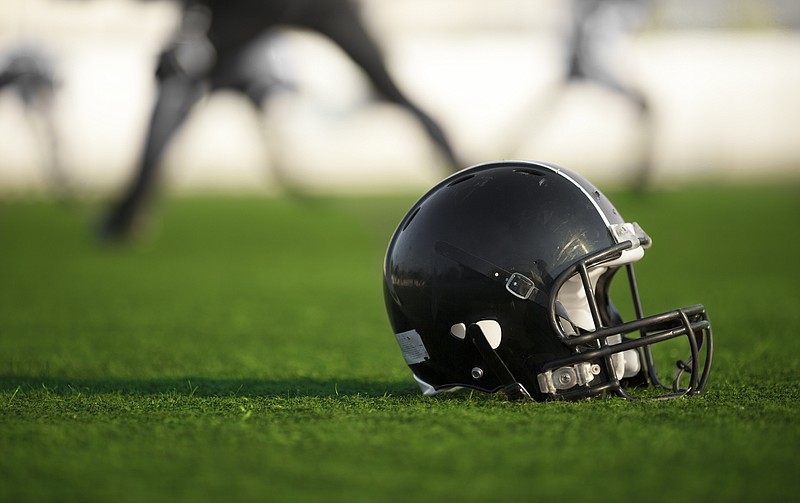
[383,160,627,398]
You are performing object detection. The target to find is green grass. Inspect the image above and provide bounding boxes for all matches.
[1,185,799,503]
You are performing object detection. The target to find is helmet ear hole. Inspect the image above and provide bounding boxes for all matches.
[451,321,501,349]
[474,320,502,349]
[450,323,466,339]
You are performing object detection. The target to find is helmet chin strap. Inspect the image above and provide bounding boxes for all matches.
[467,323,532,401]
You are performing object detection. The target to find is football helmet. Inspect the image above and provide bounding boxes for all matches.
[383,160,713,401]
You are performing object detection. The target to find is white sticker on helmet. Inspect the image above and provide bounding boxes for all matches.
[395,329,431,365]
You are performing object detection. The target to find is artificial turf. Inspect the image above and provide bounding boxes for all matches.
[1,184,799,502]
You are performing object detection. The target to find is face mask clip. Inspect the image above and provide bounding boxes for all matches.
[609,222,651,249]
[537,362,601,394]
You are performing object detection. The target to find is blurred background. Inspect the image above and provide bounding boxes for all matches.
[0,0,798,198]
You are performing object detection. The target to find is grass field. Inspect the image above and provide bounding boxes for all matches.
[1,184,799,503]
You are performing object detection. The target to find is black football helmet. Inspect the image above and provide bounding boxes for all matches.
[383,160,713,401]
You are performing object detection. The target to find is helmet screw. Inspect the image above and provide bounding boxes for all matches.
[591,364,601,375]
[471,367,484,379]
[559,373,572,384]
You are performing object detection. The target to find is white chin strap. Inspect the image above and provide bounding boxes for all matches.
[556,246,645,380]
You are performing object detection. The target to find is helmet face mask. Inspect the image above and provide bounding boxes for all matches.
[383,160,713,401]
[539,242,713,400]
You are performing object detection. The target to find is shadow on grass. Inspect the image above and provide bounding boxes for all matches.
[0,376,419,398]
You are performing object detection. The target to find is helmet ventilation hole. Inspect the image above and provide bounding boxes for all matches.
[447,175,475,187]
[402,207,421,231]
[513,168,546,177]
